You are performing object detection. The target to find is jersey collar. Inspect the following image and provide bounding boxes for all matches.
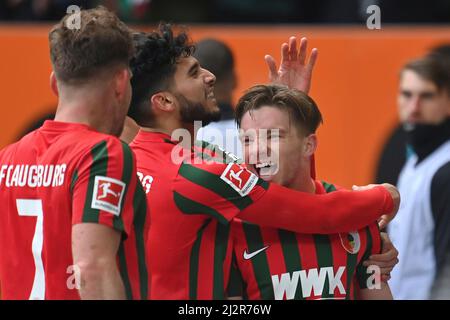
[134,130,179,145]
[40,120,93,132]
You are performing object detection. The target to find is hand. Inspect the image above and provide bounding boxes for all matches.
[352,183,400,229]
[362,232,399,282]
[378,183,400,229]
[265,36,318,94]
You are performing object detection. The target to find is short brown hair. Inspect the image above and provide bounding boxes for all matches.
[49,6,133,84]
[235,84,323,135]
[401,56,450,96]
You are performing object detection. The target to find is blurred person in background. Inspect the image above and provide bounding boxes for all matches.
[387,54,450,299]
[0,0,152,22]
[194,39,242,158]
[102,0,152,22]
[0,0,93,20]
[376,43,450,186]
[211,0,450,24]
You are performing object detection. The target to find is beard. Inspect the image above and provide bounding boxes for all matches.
[175,93,221,127]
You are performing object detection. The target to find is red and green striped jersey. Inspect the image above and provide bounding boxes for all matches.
[130,131,266,299]
[229,180,381,300]
[0,121,149,300]
[131,131,392,299]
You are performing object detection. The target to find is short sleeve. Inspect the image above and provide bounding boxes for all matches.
[71,138,141,237]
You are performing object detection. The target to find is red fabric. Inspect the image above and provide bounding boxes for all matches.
[0,121,145,299]
[239,182,392,234]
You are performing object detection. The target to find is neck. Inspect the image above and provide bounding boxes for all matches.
[141,119,196,147]
[54,87,117,136]
[406,118,450,163]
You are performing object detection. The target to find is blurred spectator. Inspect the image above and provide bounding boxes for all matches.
[429,44,450,64]
[102,0,152,22]
[1,0,449,23]
[387,55,450,299]
[194,38,242,159]
[140,0,210,23]
[376,43,450,186]
[375,125,408,186]
[379,0,450,23]
[0,1,94,21]
[211,0,450,24]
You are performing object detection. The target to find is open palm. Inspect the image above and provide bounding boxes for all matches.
[265,36,318,94]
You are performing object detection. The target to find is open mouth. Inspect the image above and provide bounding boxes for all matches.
[206,88,215,100]
[255,162,277,177]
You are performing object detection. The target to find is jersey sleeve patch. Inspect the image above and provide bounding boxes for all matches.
[220,163,258,197]
[91,175,126,216]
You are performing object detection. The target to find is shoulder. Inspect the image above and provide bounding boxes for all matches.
[431,161,450,212]
[0,141,19,161]
[66,134,135,178]
[431,161,450,189]
[77,133,130,158]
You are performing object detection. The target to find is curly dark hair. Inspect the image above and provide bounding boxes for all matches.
[129,23,195,126]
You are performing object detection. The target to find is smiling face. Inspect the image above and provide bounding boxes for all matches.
[240,106,315,188]
[235,85,322,190]
[170,56,221,126]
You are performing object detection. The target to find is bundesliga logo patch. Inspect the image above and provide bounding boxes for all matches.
[220,163,258,197]
[91,176,126,216]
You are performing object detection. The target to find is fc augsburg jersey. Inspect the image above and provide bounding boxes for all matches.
[230,181,381,300]
[0,121,149,300]
[131,130,392,299]
[130,131,266,299]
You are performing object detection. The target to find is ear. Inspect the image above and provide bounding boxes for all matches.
[303,133,318,157]
[113,68,130,100]
[150,92,176,113]
[50,72,59,97]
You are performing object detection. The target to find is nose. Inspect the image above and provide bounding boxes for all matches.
[409,96,420,112]
[406,96,422,120]
[203,68,216,85]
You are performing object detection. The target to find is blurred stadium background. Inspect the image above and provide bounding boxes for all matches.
[0,0,449,188]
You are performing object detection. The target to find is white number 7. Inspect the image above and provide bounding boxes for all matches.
[16,199,46,300]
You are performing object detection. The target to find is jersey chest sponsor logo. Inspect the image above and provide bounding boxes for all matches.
[271,266,347,300]
[338,231,361,254]
[91,176,126,216]
[220,163,258,197]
